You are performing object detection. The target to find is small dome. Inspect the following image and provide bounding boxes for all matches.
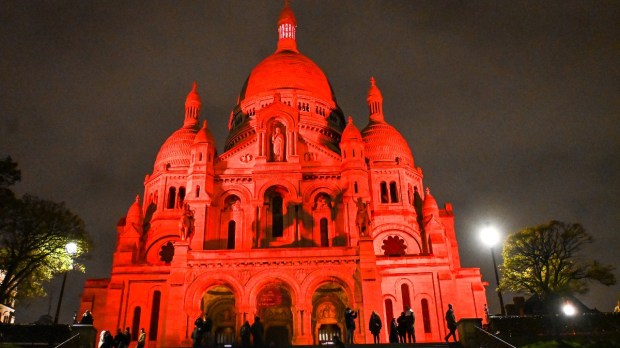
[194,120,216,144]
[154,127,199,171]
[422,188,439,217]
[361,120,414,165]
[341,116,362,142]
[126,195,143,224]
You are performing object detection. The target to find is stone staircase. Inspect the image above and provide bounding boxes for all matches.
[294,343,462,348]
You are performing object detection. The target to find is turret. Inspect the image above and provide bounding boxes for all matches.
[276,1,298,53]
[184,82,201,129]
[114,195,143,265]
[366,77,384,122]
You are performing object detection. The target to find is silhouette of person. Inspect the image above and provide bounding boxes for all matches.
[445,304,457,342]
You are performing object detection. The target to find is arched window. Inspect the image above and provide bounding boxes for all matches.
[320,218,329,247]
[385,299,394,325]
[149,291,161,340]
[272,195,283,238]
[196,185,200,198]
[380,182,389,203]
[167,187,176,209]
[178,187,186,207]
[227,221,236,249]
[421,299,431,333]
[352,149,356,157]
[132,307,141,340]
[354,182,358,194]
[401,284,411,311]
[389,181,399,203]
[199,152,203,161]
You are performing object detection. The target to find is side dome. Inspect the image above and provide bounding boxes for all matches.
[153,83,203,171]
[361,77,414,166]
[361,120,414,165]
[154,127,198,171]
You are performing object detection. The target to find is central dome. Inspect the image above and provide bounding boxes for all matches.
[238,3,335,104]
[239,51,335,103]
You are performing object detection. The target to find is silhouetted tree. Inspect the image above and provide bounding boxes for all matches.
[500,220,615,301]
[0,156,90,305]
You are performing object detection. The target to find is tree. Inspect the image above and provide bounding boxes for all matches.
[500,220,615,301]
[0,156,91,305]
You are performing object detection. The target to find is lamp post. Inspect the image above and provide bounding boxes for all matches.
[480,226,506,316]
[54,242,77,324]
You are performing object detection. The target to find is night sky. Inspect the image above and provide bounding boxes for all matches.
[1,1,619,324]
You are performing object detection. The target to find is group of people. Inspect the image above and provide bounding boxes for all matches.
[365,304,457,344]
[239,316,264,348]
[387,307,416,343]
[98,327,146,348]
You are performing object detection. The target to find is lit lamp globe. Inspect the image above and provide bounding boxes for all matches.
[480,226,500,248]
[66,242,78,256]
[562,302,576,316]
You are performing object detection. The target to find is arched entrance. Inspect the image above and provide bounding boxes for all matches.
[256,284,293,347]
[201,285,237,347]
[312,282,348,345]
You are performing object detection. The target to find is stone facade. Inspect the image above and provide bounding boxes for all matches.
[80,4,487,347]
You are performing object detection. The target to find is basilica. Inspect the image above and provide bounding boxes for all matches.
[80,3,487,346]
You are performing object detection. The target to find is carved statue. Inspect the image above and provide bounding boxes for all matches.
[355,198,371,237]
[179,203,195,241]
[271,126,285,162]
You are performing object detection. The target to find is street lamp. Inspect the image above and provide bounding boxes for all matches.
[480,226,506,316]
[54,242,77,324]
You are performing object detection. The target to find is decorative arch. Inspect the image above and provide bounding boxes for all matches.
[144,235,180,265]
[245,271,301,308]
[302,182,341,204]
[372,224,422,255]
[301,270,356,308]
[183,272,245,314]
[212,186,253,208]
[256,180,298,201]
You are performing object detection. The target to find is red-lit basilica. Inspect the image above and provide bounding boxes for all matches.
[80,4,487,347]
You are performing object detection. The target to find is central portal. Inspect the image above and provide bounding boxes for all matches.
[256,284,293,347]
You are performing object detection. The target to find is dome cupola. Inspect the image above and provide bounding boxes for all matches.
[341,116,363,142]
[184,82,201,128]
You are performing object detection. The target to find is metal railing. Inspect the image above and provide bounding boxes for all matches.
[475,326,516,348]
[55,333,80,348]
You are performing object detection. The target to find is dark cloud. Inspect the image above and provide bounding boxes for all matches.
[1,0,618,323]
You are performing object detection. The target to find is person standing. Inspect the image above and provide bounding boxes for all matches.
[203,315,213,347]
[113,328,125,348]
[368,310,382,344]
[396,312,407,343]
[445,304,458,342]
[251,316,264,348]
[389,318,399,343]
[240,321,251,348]
[136,328,146,348]
[614,300,620,313]
[405,307,416,343]
[344,307,358,344]
[123,327,131,348]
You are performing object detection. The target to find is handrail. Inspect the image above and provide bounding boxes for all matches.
[55,333,80,348]
[475,326,517,348]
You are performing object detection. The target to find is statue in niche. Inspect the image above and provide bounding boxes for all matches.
[179,203,195,241]
[271,126,285,162]
[355,198,371,237]
[316,195,330,210]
